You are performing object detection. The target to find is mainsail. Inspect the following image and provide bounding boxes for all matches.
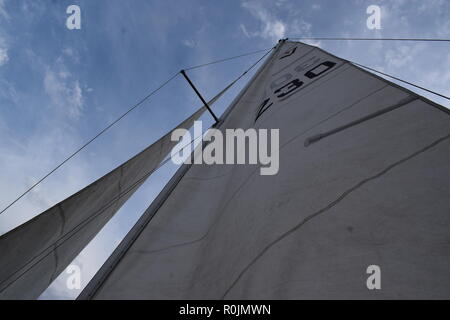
[0,104,209,299]
[79,40,450,299]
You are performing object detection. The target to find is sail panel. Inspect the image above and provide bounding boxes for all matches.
[0,105,206,299]
[87,41,450,299]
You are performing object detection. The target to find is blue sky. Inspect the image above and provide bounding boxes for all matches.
[0,0,449,299]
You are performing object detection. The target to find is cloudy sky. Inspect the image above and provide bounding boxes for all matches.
[0,0,449,299]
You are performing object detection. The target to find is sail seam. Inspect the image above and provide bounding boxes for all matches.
[256,63,351,126]
[271,47,316,77]
[306,42,450,115]
[49,244,59,285]
[57,204,66,236]
[0,107,208,297]
[304,96,417,146]
[221,133,450,298]
[49,205,65,284]
[126,84,392,255]
[77,42,283,300]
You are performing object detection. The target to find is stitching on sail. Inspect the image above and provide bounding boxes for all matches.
[131,84,393,255]
[221,133,450,298]
[304,96,417,147]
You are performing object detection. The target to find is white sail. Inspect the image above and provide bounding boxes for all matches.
[0,104,208,299]
[82,40,450,299]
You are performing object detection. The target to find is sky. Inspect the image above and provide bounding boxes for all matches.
[0,0,448,299]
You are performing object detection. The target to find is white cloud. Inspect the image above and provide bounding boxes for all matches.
[1,0,448,301]
[0,78,18,103]
[44,63,84,119]
[240,24,251,38]
[416,0,445,12]
[289,18,312,37]
[62,47,81,64]
[0,0,9,20]
[0,125,93,234]
[182,39,196,48]
[266,20,286,40]
[384,43,425,69]
[0,36,8,66]
[0,47,8,65]
[62,47,74,57]
[240,0,314,42]
[241,1,286,41]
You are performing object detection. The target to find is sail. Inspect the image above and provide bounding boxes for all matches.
[82,40,450,299]
[0,104,208,299]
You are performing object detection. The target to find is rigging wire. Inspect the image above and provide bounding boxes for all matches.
[0,50,272,292]
[1,38,449,215]
[289,37,450,42]
[0,72,179,216]
[288,36,450,100]
[2,38,448,294]
[0,35,447,293]
[185,47,273,71]
[351,61,450,100]
[0,47,274,216]
[227,47,273,79]
[0,133,203,293]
